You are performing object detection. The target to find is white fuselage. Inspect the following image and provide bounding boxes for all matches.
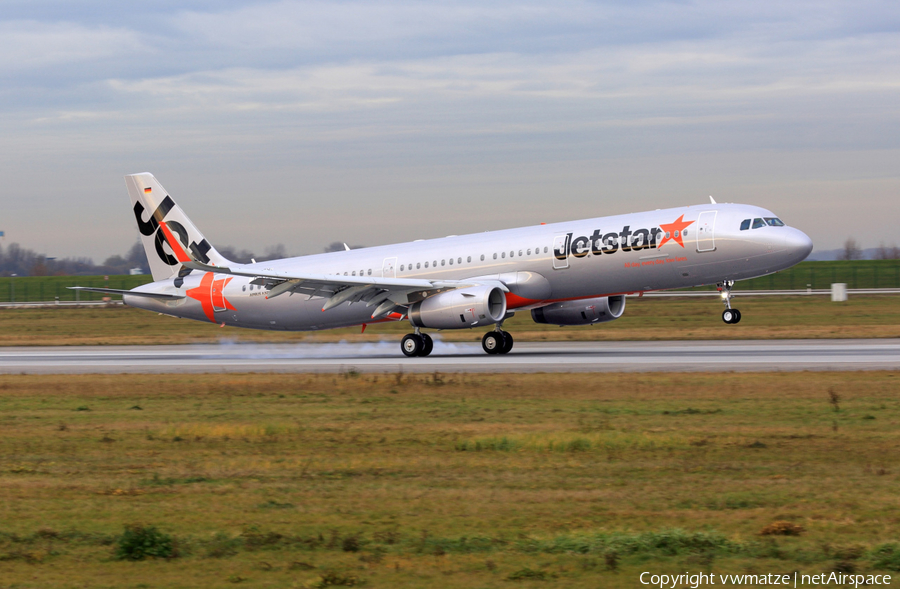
[127,202,812,331]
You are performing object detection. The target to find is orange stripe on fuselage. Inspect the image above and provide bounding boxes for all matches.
[504,290,645,310]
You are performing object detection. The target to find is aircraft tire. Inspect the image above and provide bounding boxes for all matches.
[482,331,504,355]
[401,334,424,357]
[420,334,434,356]
[499,331,514,354]
[722,309,736,324]
[732,309,742,324]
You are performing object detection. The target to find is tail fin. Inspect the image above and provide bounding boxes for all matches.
[125,173,232,281]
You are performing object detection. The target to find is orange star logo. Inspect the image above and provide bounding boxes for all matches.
[186,272,236,322]
[657,215,695,249]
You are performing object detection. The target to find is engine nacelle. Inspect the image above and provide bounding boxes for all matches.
[531,295,626,326]
[409,285,507,329]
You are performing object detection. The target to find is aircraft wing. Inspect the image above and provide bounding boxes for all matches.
[182,260,493,317]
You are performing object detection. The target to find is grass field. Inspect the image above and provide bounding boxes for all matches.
[2,260,900,304]
[0,371,898,588]
[1,295,899,346]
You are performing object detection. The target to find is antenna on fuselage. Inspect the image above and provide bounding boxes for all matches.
[709,195,717,204]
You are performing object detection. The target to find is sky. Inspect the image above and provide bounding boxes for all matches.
[1,0,898,261]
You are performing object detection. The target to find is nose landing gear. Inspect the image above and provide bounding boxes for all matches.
[718,280,742,324]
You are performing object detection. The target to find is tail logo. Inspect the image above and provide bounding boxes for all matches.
[133,197,213,266]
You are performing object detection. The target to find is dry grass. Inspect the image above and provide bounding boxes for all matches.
[0,371,898,587]
[1,294,899,346]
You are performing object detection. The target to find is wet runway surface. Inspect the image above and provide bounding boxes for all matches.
[0,339,898,374]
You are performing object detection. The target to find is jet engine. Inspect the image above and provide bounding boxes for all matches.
[531,295,626,326]
[409,285,507,329]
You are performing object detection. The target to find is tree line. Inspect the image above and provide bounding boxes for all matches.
[0,241,337,277]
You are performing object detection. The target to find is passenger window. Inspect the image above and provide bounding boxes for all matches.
[468,256,472,263]
[400,265,404,271]
[501,252,506,258]
[544,246,548,253]
[424,262,429,268]
[518,250,523,256]
[458,257,462,264]
[493,253,497,259]
[433,260,437,267]
[740,219,751,231]
[449,258,453,265]
[367,269,372,275]
[417,263,421,269]
[752,218,766,229]
[765,217,785,227]
[527,249,531,255]
[441,259,445,266]
[352,271,356,276]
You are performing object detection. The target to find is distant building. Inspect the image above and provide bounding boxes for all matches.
[129,267,144,275]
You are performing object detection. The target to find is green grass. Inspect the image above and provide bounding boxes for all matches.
[0,371,898,587]
[2,260,900,304]
[1,294,899,345]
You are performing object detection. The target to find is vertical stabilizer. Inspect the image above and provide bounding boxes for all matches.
[125,173,232,282]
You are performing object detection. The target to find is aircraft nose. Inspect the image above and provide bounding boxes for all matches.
[783,228,813,261]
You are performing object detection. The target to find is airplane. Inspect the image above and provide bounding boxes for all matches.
[72,173,813,357]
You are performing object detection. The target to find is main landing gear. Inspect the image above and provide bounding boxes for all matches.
[401,329,434,357]
[718,280,742,324]
[400,328,514,357]
[482,329,514,355]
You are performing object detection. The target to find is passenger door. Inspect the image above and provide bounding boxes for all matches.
[382,257,397,278]
[696,211,717,252]
[552,234,570,269]
[211,274,229,312]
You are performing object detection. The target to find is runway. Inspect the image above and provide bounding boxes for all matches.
[0,339,898,374]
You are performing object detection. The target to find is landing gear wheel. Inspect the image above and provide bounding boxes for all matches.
[499,331,514,354]
[401,334,424,357]
[420,333,434,357]
[722,309,742,324]
[482,331,504,355]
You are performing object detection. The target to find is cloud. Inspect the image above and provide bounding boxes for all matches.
[0,20,143,74]
[0,0,898,259]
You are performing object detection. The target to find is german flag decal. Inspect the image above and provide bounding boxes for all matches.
[144,187,152,193]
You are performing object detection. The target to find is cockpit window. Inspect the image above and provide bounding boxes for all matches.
[764,217,785,227]
[740,219,751,231]
[752,218,766,229]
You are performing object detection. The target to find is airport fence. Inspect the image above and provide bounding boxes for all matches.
[0,275,152,303]
[0,260,899,303]
[682,260,900,291]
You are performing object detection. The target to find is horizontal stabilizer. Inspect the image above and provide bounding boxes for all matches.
[68,287,185,300]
